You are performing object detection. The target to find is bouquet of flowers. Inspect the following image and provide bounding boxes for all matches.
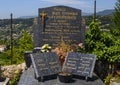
[41,44,52,52]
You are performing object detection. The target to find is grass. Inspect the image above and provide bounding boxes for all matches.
[0,53,23,85]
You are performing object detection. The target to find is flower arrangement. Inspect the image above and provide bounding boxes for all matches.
[52,42,84,66]
[41,44,52,52]
[41,42,84,66]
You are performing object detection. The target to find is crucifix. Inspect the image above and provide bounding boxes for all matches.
[40,11,47,32]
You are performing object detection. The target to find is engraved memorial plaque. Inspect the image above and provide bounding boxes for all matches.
[30,52,61,79]
[63,52,96,79]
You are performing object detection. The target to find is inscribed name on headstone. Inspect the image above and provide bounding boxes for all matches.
[63,52,96,78]
[30,52,61,79]
[33,6,85,47]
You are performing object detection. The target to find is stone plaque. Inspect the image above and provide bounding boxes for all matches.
[30,52,61,79]
[63,52,96,78]
[33,6,85,47]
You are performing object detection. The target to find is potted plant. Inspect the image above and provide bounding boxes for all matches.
[58,67,73,83]
[58,71,72,83]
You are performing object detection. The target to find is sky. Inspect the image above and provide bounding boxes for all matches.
[0,0,116,19]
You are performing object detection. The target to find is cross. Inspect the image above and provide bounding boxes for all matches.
[40,11,47,31]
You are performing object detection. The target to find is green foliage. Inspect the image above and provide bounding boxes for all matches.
[104,74,113,85]
[19,30,33,51]
[113,0,120,27]
[85,21,101,53]
[107,39,120,62]
[110,28,120,36]
[0,53,11,65]
[112,0,120,36]
[5,47,24,64]
[8,71,21,85]
[100,32,113,46]
[12,31,33,64]
[84,15,113,27]
[0,31,33,65]
[85,21,120,63]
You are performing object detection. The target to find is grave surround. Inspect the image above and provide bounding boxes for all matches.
[18,5,104,85]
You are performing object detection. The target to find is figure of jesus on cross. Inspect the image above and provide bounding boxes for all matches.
[40,11,47,31]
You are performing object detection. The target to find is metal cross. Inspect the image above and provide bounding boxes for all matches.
[40,11,47,31]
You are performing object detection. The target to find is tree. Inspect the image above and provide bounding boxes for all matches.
[86,21,120,63]
[5,31,33,64]
[112,0,120,36]
[18,31,33,63]
[85,21,120,80]
[19,30,33,51]
[85,21,102,53]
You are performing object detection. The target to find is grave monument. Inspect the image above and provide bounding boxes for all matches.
[33,5,85,47]
[18,6,104,85]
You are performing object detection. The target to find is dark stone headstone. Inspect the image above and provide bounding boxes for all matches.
[63,52,96,80]
[33,6,85,47]
[30,52,61,81]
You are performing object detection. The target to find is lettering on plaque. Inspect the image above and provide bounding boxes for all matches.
[63,52,96,78]
[33,6,85,47]
[30,52,61,79]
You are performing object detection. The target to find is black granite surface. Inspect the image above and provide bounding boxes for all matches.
[30,52,61,79]
[18,66,104,85]
[33,6,85,47]
[63,52,96,79]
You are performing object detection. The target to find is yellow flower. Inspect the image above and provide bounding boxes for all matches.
[41,44,51,52]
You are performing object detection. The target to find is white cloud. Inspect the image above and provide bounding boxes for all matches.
[41,0,90,7]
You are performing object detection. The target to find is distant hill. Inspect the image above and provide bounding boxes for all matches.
[18,15,37,19]
[82,9,115,16]
[82,12,92,16]
[96,9,115,16]
[18,9,115,18]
